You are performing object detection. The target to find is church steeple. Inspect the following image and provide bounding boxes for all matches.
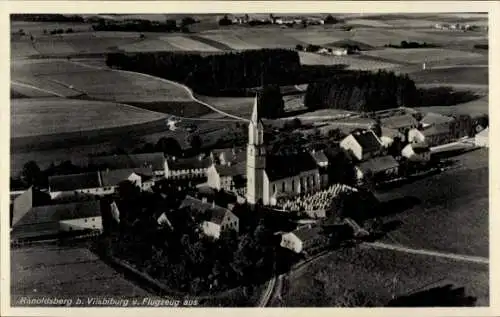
[248,93,264,146]
[246,92,266,205]
[251,93,260,124]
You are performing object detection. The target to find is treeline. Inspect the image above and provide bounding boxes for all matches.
[473,44,488,50]
[384,41,439,49]
[92,19,186,33]
[10,14,85,22]
[106,50,302,95]
[304,70,418,111]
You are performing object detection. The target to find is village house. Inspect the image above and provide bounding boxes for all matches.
[401,142,432,162]
[354,155,400,183]
[48,168,154,200]
[280,225,326,254]
[11,188,102,240]
[380,127,405,147]
[179,195,239,239]
[164,154,212,179]
[340,129,384,161]
[419,112,455,130]
[206,161,247,193]
[88,152,166,177]
[210,147,246,165]
[408,125,454,147]
[380,114,419,137]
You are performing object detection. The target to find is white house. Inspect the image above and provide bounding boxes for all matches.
[206,162,247,192]
[179,196,239,239]
[380,127,405,148]
[401,143,431,162]
[340,130,384,161]
[165,155,212,179]
[280,225,324,254]
[408,125,453,147]
[474,127,489,147]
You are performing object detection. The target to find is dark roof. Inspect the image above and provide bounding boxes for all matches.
[350,130,382,153]
[13,200,101,227]
[380,114,418,130]
[410,142,431,154]
[357,155,399,174]
[291,225,323,241]
[49,172,101,192]
[167,156,212,170]
[12,187,34,227]
[265,153,318,181]
[179,195,231,225]
[211,147,245,163]
[215,162,246,177]
[420,124,451,137]
[381,127,404,139]
[89,153,165,171]
[99,167,153,187]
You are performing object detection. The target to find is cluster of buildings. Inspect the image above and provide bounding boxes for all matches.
[10,93,488,255]
[230,14,325,27]
[433,23,486,31]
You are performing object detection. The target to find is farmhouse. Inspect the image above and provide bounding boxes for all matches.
[408,125,453,147]
[164,155,212,179]
[420,112,455,129]
[210,147,245,165]
[88,153,166,177]
[48,168,154,199]
[380,114,419,136]
[401,143,431,162]
[48,172,103,200]
[280,225,325,254]
[179,195,239,239]
[207,161,247,192]
[11,191,102,240]
[380,127,405,147]
[474,127,489,147]
[339,130,384,161]
[354,155,400,183]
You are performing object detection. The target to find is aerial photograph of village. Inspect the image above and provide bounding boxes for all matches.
[9,12,489,308]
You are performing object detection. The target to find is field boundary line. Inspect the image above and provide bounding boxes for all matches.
[66,59,249,122]
[362,241,489,264]
[11,81,66,98]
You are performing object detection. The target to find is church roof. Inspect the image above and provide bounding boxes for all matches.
[265,153,318,181]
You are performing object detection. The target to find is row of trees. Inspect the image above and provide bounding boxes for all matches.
[11,14,85,22]
[384,41,439,49]
[92,19,184,33]
[304,70,419,111]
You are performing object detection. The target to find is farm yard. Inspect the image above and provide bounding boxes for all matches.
[11,98,167,138]
[11,244,151,302]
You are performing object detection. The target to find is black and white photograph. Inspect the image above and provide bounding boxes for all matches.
[5,2,492,312]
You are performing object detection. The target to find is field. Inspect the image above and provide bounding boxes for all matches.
[363,48,484,65]
[11,59,193,102]
[298,52,400,70]
[409,66,488,85]
[11,244,151,300]
[11,98,167,138]
[375,149,489,257]
[415,96,488,117]
[281,245,488,307]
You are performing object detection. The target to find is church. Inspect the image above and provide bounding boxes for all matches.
[245,96,322,206]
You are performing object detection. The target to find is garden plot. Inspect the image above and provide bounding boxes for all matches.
[118,38,179,52]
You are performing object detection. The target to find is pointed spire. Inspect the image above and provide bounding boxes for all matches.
[251,93,260,124]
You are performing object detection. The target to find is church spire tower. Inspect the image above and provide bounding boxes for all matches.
[246,93,266,205]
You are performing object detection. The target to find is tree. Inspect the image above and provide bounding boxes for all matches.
[189,135,202,151]
[295,44,304,51]
[21,161,41,187]
[218,15,233,26]
[117,180,141,201]
[258,84,285,119]
[181,16,196,26]
[324,14,339,24]
[155,137,182,156]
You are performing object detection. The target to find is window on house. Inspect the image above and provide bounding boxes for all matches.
[291,180,295,192]
[282,182,285,192]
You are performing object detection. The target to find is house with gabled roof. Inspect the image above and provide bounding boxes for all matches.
[48,172,103,200]
[89,152,166,177]
[179,195,239,239]
[339,129,384,161]
[354,155,400,182]
[280,225,326,254]
[165,155,212,179]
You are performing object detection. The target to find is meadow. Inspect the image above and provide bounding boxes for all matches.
[374,149,489,258]
[281,245,488,307]
[363,48,484,65]
[11,59,193,102]
[415,96,488,117]
[11,98,167,138]
[11,245,151,299]
[409,66,488,85]
[298,52,400,71]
